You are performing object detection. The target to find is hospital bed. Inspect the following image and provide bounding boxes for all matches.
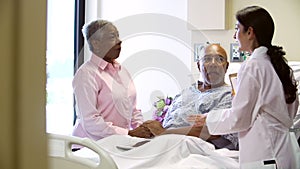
[48,133,240,169]
[48,133,299,169]
[48,62,300,169]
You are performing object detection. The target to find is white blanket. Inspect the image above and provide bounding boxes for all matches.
[75,134,239,169]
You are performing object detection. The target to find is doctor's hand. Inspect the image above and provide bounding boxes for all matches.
[187,114,207,127]
[143,120,166,136]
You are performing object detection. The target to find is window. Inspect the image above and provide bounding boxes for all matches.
[46,0,75,135]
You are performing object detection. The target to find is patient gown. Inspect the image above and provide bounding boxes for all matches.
[162,83,239,150]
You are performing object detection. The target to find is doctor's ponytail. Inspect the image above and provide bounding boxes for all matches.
[267,45,297,104]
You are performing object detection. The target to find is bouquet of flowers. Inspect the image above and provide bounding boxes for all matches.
[153,96,173,124]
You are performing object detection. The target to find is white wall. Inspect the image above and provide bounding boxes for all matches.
[92,0,198,120]
[85,0,300,120]
[191,0,300,74]
[192,0,300,84]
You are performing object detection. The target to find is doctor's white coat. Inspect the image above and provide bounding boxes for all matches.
[206,47,299,169]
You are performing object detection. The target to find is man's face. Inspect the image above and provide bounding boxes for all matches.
[198,45,228,87]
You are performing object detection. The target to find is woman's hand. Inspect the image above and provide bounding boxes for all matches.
[128,125,153,138]
[187,114,207,127]
[143,120,166,136]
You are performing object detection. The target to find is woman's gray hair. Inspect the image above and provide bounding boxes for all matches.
[82,19,113,51]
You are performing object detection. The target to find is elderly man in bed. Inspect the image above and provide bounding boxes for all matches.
[142,44,239,150]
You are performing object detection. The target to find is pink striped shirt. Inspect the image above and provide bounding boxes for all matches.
[72,54,143,141]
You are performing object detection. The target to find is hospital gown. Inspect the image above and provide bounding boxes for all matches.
[162,82,239,150]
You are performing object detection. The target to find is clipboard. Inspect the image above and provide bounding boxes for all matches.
[229,73,238,96]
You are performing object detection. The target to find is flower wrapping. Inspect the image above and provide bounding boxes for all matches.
[153,96,173,124]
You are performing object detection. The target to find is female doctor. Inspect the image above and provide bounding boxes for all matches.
[199,6,299,169]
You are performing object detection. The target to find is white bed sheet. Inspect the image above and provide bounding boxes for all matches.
[75,134,239,169]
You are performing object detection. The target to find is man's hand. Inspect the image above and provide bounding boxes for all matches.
[128,125,153,138]
[187,114,220,141]
[187,114,207,127]
[143,120,166,136]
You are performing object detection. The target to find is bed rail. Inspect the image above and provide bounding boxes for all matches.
[47,133,118,169]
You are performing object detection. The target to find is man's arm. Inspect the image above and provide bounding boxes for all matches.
[144,120,220,141]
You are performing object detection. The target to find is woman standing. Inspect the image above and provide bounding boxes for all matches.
[202,6,299,169]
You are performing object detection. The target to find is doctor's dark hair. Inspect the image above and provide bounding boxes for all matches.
[236,6,298,104]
